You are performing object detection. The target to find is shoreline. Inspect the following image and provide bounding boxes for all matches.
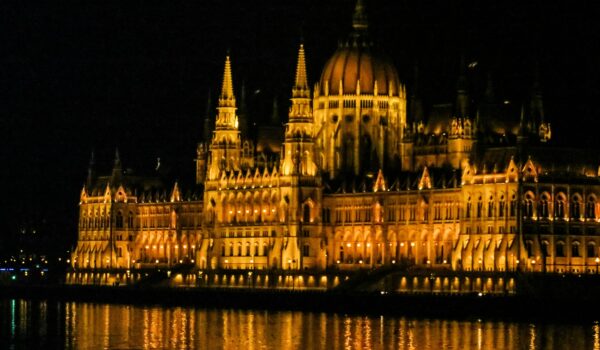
[2,283,600,323]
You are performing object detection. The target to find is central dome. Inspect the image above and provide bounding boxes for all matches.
[319,44,401,96]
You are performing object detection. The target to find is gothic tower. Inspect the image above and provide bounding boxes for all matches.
[207,55,242,180]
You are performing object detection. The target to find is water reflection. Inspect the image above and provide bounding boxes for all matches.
[0,299,599,349]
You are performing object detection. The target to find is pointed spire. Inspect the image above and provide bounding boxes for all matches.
[238,81,249,136]
[89,149,95,168]
[204,89,212,118]
[114,148,121,167]
[111,148,122,182]
[86,150,95,187]
[517,104,529,142]
[218,55,236,107]
[410,63,424,122]
[271,97,279,125]
[455,54,469,118]
[292,44,309,98]
[352,0,368,31]
[240,81,247,111]
[203,89,213,142]
[484,72,494,102]
[530,63,544,124]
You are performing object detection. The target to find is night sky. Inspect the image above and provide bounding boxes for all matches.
[2,0,599,254]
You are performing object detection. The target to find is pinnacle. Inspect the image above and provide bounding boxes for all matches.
[292,44,309,98]
[219,55,236,106]
[352,0,368,31]
[294,44,308,90]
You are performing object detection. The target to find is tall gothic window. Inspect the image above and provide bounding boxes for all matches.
[587,197,596,219]
[572,196,581,220]
[487,196,494,218]
[555,195,566,219]
[116,211,123,228]
[498,196,505,217]
[538,194,549,219]
[465,198,472,218]
[510,194,517,217]
[303,205,311,223]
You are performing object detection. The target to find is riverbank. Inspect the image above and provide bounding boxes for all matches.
[2,283,599,322]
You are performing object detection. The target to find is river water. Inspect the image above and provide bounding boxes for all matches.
[0,299,597,349]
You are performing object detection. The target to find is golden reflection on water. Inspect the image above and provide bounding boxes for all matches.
[3,300,600,349]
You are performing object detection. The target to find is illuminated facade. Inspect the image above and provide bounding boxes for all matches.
[72,0,600,276]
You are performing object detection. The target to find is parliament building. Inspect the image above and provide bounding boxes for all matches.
[71,0,600,278]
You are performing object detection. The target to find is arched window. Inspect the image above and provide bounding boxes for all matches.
[116,211,124,228]
[556,241,565,257]
[587,197,596,219]
[229,244,234,256]
[572,241,581,257]
[538,194,549,219]
[303,205,311,223]
[571,196,581,220]
[555,194,566,220]
[541,240,549,257]
[221,244,226,256]
[498,196,505,217]
[510,194,517,217]
[487,196,495,218]
[524,194,534,218]
[476,197,483,218]
[587,242,596,258]
[254,243,259,256]
[128,211,134,228]
[465,197,472,219]
[339,245,344,262]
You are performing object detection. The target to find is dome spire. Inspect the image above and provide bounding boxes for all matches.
[293,43,309,98]
[218,55,236,108]
[352,0,368,31]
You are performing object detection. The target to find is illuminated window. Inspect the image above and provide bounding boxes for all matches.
[555,194,566,219]
[466,198,472,219]
[572,242,580,257]
[538,194,549,219]
[498,196,505,217]
[510,194,517,217]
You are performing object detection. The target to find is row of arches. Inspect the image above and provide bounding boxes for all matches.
[523,192,597,220]
[465,194,518,219]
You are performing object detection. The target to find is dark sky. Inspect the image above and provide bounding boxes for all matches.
[2,0,600,252]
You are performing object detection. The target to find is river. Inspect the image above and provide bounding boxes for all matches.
[0,299,597,349]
